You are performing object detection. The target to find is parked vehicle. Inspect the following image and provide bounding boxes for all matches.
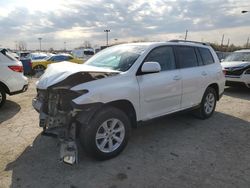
[221,49,250,88]
[0,49,28,107]
[215,51,232,62]
[32,54,83,74]
[32,41,225,164]
[31,52,48,60]
[71,48,95,61]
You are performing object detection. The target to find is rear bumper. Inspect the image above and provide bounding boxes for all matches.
[10,84,28,95]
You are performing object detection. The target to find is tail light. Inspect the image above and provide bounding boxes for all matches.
[8,65,23,73]
[28,60,32,67]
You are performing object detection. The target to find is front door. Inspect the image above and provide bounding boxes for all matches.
[137,46,182,120]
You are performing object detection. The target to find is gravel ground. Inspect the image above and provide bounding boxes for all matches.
[0,78,250,188]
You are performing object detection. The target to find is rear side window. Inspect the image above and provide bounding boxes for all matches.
[144,46,176,71]
[175,46,198,68]
[199,48,214,65]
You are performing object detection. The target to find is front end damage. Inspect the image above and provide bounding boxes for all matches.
[33,89,83,164]
[32,64,119,165]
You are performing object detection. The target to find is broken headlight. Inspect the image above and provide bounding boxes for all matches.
[58,89,88,111]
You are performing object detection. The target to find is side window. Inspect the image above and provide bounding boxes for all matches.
[175,46,198,68]
[195,48,203,66]
[199,48,215,65]
[144,46,176,71]
[53,56,64,62]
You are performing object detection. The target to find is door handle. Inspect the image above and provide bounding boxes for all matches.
[201,71,207,76]
[173,75,181,80]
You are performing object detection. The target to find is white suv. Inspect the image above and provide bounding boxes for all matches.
[33,41,225,164]
[0,49,28,107]
[221,49,250,88]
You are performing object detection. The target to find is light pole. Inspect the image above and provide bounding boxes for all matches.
[104,29,110,46]
[38,37,42,52]
[184,29,188,40]
[64,41,66,51]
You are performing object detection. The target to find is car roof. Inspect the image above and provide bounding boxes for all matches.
[234,49,250,53]
[118,41,210,49]
[54,53,72,57]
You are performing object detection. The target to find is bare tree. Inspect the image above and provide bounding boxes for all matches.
[18,41,27,51]
[84,41,92,48]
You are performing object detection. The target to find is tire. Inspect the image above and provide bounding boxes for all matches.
[80,106,131,160]
[0,86,6,108]
[194,87,217,119]
[32,65,45,76]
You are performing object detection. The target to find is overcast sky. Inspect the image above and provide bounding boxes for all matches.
[0,0,250,50]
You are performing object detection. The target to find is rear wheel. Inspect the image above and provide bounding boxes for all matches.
[33,65,45,76]
[194,87,217,119]
[0,86,6,108]
[80,106,131,160]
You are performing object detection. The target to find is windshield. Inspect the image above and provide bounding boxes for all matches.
[224,52,250,62]
[85,45,147,72]
[84,50,94,55]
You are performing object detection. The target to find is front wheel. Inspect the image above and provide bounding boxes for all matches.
[194,87,217,119]
[80,106,131,160]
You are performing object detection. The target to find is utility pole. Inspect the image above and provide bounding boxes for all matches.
[246,37,249,48]
[38,37,42,52]
[227,38,230,47]
[184,29,188,40]
[64,41,66,51]
[14,41,18,51]
[104,29,110,46]
[220,34,224,47]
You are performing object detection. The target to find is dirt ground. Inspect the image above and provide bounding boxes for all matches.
[0,78,250,188]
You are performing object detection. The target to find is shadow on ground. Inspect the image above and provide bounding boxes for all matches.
[5,111,250,188]
[224,86,250,100]
[0,100,21,124]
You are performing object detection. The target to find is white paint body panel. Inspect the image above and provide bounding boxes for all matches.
[0,50,28,93]
[36,42,225,121]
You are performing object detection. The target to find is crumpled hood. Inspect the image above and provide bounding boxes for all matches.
[37,61,120,89]
[221,61,250,69]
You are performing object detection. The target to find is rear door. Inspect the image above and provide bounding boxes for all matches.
[174,46,203,109]
[197,47,216,90]
[137,46,182,120]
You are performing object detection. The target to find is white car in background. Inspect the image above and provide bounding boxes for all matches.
[0,49,28,107]
[221,49,250,88]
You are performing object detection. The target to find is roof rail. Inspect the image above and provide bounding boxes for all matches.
[169,39,209,46]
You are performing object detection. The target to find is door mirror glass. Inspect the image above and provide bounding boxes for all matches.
[141,62,161,73]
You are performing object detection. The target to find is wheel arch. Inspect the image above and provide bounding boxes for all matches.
[0,81,10,94]
[105,99,137,128]
[207,83,219,100]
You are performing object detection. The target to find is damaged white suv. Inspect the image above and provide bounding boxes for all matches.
[33,41,225,164]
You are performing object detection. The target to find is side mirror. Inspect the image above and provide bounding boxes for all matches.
[141,62,161,73]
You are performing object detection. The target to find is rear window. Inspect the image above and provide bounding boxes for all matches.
[198,48,214,65]
[1,49,17,61]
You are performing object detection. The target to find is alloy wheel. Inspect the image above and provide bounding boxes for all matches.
[95,118,125,153]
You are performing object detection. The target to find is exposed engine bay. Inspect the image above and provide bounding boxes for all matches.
[33,65,119,165]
